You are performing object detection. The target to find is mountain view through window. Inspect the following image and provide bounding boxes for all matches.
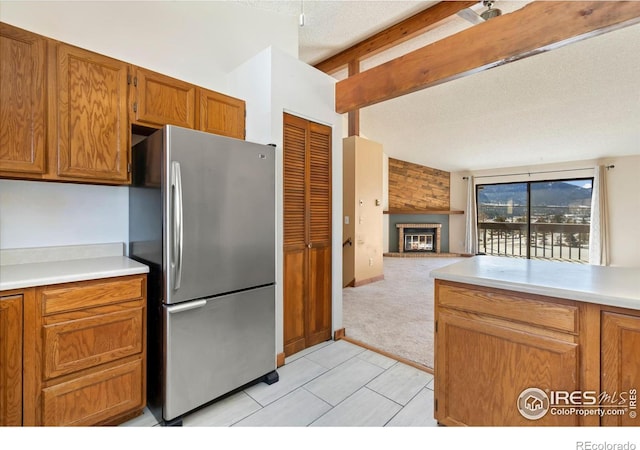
[477,179,593,262]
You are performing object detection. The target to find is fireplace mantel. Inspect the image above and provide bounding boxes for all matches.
[396,223,442,254]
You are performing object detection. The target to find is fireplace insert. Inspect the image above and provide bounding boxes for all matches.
[404,229,435,252]
[396,223,442,254]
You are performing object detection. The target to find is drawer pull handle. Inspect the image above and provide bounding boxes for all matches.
[166,300,207,314]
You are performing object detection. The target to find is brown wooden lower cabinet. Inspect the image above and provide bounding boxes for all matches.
[0,274,147,426]
[0,292,24,426]
[434,280,640,427]
[601,311,640,427]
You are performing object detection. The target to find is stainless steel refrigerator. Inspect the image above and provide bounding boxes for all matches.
[129,125,278,426]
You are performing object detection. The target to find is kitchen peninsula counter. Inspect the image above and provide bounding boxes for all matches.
[430,256,640,427]
[430,256,640,310]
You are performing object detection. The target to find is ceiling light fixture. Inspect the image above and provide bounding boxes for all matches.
[480,0,502,21]
[299,0,305,27]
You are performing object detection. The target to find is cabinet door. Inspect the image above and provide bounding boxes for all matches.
[196,88,245,139]
[132,67,195,129]
[52,43,130,183]
[0,294,22,426]
[435,310,580,426]
[0,23,46,176]
[601,311,640,426]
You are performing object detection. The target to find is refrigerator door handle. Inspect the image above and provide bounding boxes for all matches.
[171,161,184,290]
[166,299,207,314]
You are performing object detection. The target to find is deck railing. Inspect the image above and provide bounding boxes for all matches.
[478,222,590,262]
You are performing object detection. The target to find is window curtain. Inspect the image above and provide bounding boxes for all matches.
[464,176,478,255]
[589,165,610,266]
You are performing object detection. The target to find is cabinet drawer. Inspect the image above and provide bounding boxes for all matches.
[42,358,144,426]
[436,281,578,334]
[43,306,144,379]
[40,276,144,316]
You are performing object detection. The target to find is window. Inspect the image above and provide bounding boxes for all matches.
[476,178,593,262]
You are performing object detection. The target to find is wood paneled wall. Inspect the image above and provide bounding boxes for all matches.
[388,158,450,210]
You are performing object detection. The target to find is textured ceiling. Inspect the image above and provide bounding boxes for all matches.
[361,21,640,172]
[234,0,435,64]
[236,1,640,173]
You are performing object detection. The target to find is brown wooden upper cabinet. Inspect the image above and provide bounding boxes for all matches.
[129,66,196,129]
[2,27,131,185]
[50,42,131,184]
[0,23,47,177]
[129,68,246,140]
[0,21,247,186]
[196,88,245,140]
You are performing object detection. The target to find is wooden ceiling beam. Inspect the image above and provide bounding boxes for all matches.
[347,60,360,136]
[335,1,640,114]
[314,1,478,74]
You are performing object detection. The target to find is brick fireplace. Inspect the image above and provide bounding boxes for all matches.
[396,223,442,254]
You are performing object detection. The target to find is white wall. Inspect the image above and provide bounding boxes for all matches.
[0,1,298,250]
[0,180,128,249]
[0,0,297,91]
[228,47,344,351]
[605,155,640,267]
[273,49,344,341]
[227,50,273,145]
[449,171,469,255]
[450,155,640,268]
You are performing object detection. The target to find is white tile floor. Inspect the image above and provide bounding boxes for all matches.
[26,339,632,450]
[121,339,438,427]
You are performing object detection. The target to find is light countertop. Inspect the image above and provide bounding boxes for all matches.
[430,255,640,311]
[0,243,149,291]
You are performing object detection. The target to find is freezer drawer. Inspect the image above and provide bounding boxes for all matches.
[163,285,275,421]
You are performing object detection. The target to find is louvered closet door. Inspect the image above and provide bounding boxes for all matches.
[283,114,308,356]
[306,122,332,347]
[283,113,332,356]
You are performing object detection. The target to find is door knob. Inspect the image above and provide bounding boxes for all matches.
[308,243,312,248]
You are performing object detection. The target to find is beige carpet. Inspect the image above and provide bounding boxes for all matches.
[342,256,466,369]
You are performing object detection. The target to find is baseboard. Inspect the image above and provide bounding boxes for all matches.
[353,274,384,287]
[276,352,285,368]
[283,339,305,358]
[343,279,355,288]
[383,252,469,258]
[333,328,346,340]
[340,336,434,375]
